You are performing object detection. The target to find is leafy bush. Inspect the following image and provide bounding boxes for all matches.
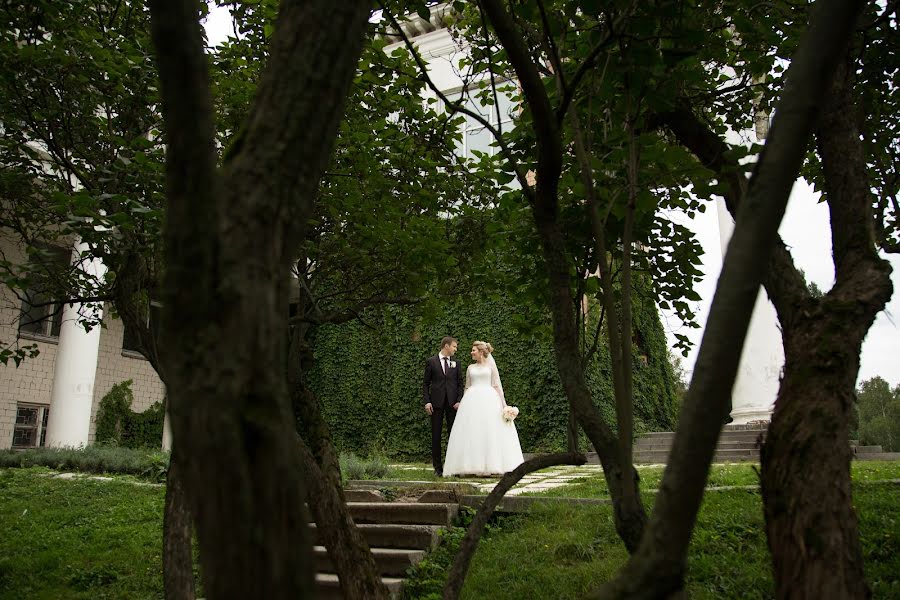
[339,452,389,481]
[95,380,165,449]
[0,446,169,482]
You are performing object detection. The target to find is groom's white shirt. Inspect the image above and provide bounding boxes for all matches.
[438,351,455,373]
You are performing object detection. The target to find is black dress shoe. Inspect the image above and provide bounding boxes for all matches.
[434,470,443,477]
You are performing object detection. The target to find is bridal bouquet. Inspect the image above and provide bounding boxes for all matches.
[502,406,519,422]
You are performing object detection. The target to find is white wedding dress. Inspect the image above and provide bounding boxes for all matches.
[443,362,524,476]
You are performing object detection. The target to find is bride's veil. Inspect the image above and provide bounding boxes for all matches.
[487,353,504,400]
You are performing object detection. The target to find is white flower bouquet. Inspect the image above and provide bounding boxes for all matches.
[502,406,519,422]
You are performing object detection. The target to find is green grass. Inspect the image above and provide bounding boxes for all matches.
[522,461,900,498]
[0,467,168,599]
[413,484,898,600]
[1,463,896,599]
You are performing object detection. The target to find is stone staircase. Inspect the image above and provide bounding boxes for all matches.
[312,489,459,599]
[585,425,899,464]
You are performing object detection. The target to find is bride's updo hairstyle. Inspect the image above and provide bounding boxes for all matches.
[472,340,494,358]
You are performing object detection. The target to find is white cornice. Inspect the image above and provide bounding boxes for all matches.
[381,3,452,44]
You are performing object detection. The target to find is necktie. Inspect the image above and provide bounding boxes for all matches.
[443,357,449,375]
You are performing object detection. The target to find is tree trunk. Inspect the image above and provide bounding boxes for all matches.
[761,312,872,599]
[533,214,647,553]
[587,1,868,596]
[479,0,648,552]
[289,327,389,600]
[148,0,370,597]
[163,451,195,600]
[760,52,892,600]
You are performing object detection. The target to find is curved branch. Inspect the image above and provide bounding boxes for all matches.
[442,452,587,600]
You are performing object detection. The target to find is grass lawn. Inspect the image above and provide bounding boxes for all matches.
[521,460,900,498]
[1,463,897,599]
[0,468,169,600]
[444,483,899,600]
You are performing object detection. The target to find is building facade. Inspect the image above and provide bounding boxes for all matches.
[0,235,165,450]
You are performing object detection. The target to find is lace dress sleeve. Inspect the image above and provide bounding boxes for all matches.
[465,365,472,390]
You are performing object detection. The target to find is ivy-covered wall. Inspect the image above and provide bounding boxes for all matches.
[94,380,165,449]
[306,292,678,459]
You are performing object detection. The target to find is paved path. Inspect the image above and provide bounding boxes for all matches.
[387,464,610,496]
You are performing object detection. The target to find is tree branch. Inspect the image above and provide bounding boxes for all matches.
[442,452,587,600]
[480,0,562,209]
[652,105,810,325]
[379,3,532,195]
[590,0,869,595]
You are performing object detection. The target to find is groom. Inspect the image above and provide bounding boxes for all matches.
[423,336,463,476]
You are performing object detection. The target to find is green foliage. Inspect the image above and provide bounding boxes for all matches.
[306,290,677,459]
[339,452,389,481]
[0,0,166,348]
[0,446,169,483]
[857,377,900,452]
[0,342,39,367]
[0,464,896,599]
[95,380,165,449]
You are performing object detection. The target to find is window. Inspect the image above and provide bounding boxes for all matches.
[12,403,50,449]
[446,84,516,161]
[18,245,71,339]
[122,300,162,354]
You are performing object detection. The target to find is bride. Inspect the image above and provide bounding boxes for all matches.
[442,341,524,477]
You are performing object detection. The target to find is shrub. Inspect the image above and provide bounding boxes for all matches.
[339,452,390,481]
[95,380,165,449]
[0,446,169,482]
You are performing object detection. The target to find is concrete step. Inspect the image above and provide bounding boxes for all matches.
[853,445,885,454]
[314,546,426,577]
[631,450,760,464]
[315,573,404,599]
[347,502,458,526]
[636,431,766,443]
[344,489,387,502]
[309,523,441,550]
[854,452,900,461]
[634,440,761,451]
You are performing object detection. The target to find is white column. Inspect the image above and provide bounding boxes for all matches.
[45,239,107,447]
[716,200,784,424]
[161,409,173,452]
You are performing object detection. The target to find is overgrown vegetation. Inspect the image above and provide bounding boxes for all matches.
[339,452,389,481]
[308,291,677,459]
[0,465,896,599]
[0,446,169,483]
[0,468,171,599]
[94,380,165,449]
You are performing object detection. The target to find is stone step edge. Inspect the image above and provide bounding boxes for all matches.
[314,573,405,594]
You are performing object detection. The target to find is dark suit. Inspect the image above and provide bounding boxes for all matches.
[423,354,464,473]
